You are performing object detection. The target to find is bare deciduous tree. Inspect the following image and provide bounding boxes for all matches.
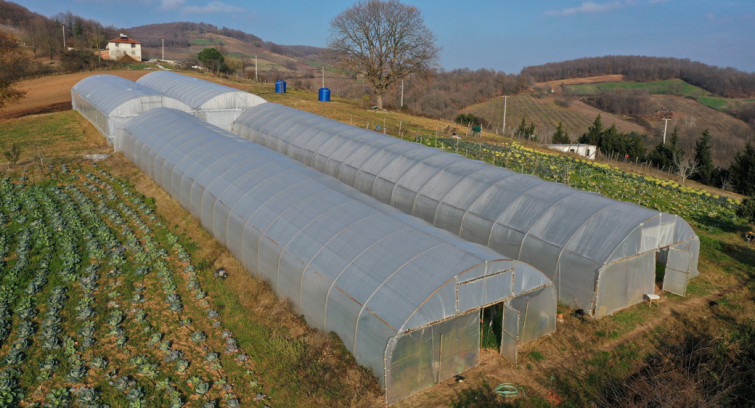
[674,152,699,185]
[329,0,439,109]
[0,32,28,109]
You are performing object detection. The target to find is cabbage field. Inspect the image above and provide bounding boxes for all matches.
[422,137,741,231]
[0,165,267,407]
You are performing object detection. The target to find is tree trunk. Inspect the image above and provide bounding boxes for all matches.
[376,92,383,110]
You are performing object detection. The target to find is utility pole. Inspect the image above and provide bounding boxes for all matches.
[662,117,670,145]
[502,95,508,136]
[255,55,258,82]
[322,66,325,89]
[62,24,65,48]
[400,79,404,108]
[160,36,164,60]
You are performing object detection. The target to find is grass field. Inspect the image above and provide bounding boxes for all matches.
[0,70,753,407]
[565,78,711,98]
[188,38,225,46]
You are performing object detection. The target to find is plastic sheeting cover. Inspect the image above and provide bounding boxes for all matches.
[232,103,700,316]
[119,108,556,400]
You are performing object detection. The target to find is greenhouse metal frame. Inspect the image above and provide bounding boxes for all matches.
[136,71,266,130]
[71,74,192,149]
[233,103,700,317]
[118,108,556,404]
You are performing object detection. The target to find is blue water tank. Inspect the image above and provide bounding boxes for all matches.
[318,87,331,102]
[275,80,287,94]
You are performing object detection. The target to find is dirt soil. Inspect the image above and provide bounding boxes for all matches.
[0,70,151,120]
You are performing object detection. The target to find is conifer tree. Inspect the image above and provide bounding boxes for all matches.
[693,129,714,185]
[552,122,570,144]
[730,142,755,196]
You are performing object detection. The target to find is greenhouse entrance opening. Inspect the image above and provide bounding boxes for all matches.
[481,303,520,366]
[656,248,669,284]
[481,304,503,350]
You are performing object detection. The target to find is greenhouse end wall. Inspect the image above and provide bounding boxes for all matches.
[118,108,556,404]
[231,103,701,317]
[136,71,267,130]
[71,74,192,148]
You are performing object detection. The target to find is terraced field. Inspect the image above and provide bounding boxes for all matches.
[463,94,645,141]
[650,94,753,158]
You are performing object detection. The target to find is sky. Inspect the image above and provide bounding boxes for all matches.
[15,0,755,73]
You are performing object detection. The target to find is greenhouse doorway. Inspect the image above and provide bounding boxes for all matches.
[656,247,669,284]
[481,303,519,366]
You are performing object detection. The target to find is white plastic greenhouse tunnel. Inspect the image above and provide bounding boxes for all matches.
[118,108,557,404]
[136,71,266,130]
[232,103,701,318]
[71,74,192,149]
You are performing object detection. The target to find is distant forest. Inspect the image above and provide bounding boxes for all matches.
[385,68,532,120]
[522,56,755,98]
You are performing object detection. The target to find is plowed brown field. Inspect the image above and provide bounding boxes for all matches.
[0,70,151,120]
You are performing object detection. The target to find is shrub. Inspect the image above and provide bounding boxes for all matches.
[737,197,755,224]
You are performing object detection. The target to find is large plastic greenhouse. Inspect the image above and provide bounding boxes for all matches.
[233,103,700,317]
[71,74,192,148]
[118,108,557,404]
[136,71,266,130]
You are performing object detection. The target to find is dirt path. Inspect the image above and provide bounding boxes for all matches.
[0,70,151,120]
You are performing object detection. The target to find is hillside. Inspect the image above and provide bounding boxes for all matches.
[522,55,755,98]
[1,1,753,168]
[126,22,330,75]
[463,75,754,166]
[0,69,752,408]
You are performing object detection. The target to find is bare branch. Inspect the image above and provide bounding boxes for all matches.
[673,152,699,185]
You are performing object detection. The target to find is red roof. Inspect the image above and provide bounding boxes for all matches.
[109,36,140,44]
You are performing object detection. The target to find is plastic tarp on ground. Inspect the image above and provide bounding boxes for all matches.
[232,103,700,317]
[71,74,192,148]
[119,108,556,404]
[136,71,266,130]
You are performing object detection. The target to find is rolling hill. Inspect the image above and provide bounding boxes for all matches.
[124,22,330,77]
[464,76,754,167]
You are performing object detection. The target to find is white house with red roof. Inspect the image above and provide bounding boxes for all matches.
[105,33,142,61]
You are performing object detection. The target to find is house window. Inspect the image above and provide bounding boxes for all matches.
[131,43,135,48]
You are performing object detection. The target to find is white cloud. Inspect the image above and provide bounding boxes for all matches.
[545,1,624,16]
[182,1,243,14]
[160,0,185,10]
[545,0,666,17]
